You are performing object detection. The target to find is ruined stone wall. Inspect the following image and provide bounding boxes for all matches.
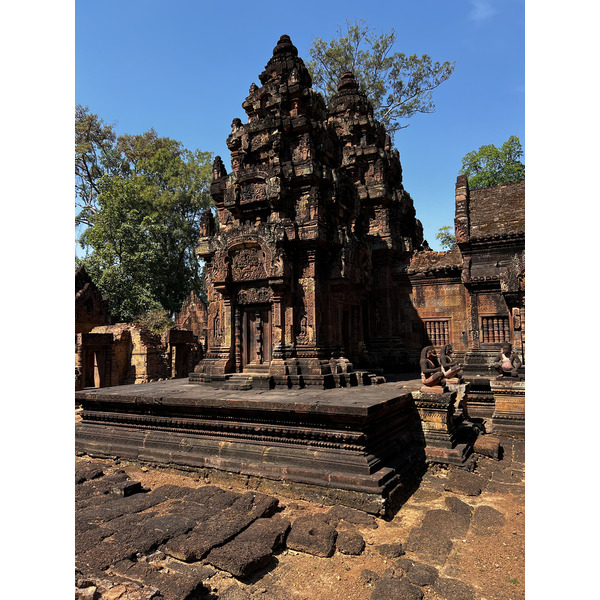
[174,290,208,349]
[75,266,111,334]
[126,327,168,384]
[88,324,133,386]
[76,324,201,389]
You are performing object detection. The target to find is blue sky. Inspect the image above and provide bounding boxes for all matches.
[75,0,525,251]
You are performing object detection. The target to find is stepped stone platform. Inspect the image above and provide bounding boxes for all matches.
[76,380,426,516]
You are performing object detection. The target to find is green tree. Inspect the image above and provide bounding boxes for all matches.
[76,108,213,321]
[436,225,456,250]
[307,19,455,136]
[134,308,173,335]
[459,135,525,190]
[75,105,119,227]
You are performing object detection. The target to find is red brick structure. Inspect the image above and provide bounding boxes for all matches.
[406,178,525,375]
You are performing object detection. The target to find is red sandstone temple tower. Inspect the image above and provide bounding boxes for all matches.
[192,35,423,387]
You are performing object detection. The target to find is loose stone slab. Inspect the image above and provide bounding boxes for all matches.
[470,505,506,535]
[433,577,477,600]
[444,470,483,496]
[444,496,473,518]
[406,562,439,586]
[205,515,290,577]
[164,492,279,562]
[473,435,502,459]
[336,529,365,555]
[419,509,471,539]
[376,542,405,558]
[404,529,454,563]
[75,462,106,484]
[286,516,337,558]
[370,577,424,600]
[110,558,209,600]
[326,504,379,529]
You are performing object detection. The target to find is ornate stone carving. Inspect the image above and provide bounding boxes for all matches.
[193,36,424,383]
[237,287,273,305]
[420,346,445,388]
[493,342,522,378]
[231,246,268,281]
[440,345,463,381]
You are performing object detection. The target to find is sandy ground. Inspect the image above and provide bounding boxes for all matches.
[76,431,524,600]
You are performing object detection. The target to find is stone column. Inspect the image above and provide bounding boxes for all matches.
[234,305,242,372]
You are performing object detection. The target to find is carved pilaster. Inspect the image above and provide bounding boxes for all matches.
[454,174,470,244]
[235,306,242,373]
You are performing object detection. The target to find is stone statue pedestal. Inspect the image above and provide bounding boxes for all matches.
[490,378,525,436]
[412,390,476,467]
[419,385,445,394]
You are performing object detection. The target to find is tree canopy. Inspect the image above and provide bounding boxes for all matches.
[76,106,213,321]
[307,19,455,136]
[435,225,456,250]
[459,135,525,190]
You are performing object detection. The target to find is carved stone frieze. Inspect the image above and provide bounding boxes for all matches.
[231,246,268,281]
[237,287,273,305]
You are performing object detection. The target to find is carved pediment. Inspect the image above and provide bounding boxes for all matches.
[231,246,268,281]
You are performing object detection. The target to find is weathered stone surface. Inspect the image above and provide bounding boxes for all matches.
[75,585,98,600]
[335,529,365,555]
[110,558,209,600]
[470,505,505,534]
[76,463,106,484]
[76,471,133,500]
[376,542,405,558]
[444,470,483,496]
[219,585,253,600]
[205,515,290,577]
[404,529,453,562]
[359,569,380,585]
[76,490,163,525]
[326,505,378,529]
[419,509,470,539]
[407,488,442,504]
[164,492,279,562]
[286,516,337,558]
[161,559,216,582]
[433,577,477,600]
[370,577,424,600]
[150,484,239,508]
[444,496,473,517]
[405,562,439,586]
[473,435,502,459]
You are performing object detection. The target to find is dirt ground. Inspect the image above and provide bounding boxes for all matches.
[75,427,524,600]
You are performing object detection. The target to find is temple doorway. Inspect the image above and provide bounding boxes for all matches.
[83,349,106,388]
[242,306,272,370]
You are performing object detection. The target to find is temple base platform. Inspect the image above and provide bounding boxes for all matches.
[75,379,428,517]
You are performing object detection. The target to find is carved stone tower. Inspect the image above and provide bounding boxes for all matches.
[192,36,423,387]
